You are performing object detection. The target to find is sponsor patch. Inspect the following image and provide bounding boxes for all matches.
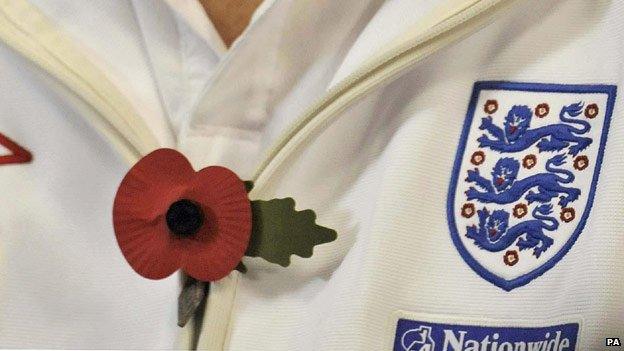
[447,82,616,290]
[391,312,580,351]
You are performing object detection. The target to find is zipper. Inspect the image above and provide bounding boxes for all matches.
[248,0,520,194]
[0,0,521,349]
[214,0,521,349]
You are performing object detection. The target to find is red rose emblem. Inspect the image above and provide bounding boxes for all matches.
[513,203,528,219]
[585,103,599,119]
[113,149,252,281]
[560,208,576,223]
[461,203,476,218]
[522,154,537,169]
[535,103,549,118]
[470,151,485,166]
[504,250,519,266]
[573,155,589,171]
[484,100,499,114]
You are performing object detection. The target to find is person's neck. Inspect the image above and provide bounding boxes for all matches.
[199,0,264,48]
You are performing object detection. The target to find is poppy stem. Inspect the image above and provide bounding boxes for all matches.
[235,261,247,273]
[178,277,208,328]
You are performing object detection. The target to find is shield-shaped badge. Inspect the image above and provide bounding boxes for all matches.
[448,82,616,291]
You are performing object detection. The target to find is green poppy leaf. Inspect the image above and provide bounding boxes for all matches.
[246,198,337,267]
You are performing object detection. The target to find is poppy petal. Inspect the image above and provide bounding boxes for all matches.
[116,223,181,279]
[180,166,252,281]
[113,149,195,279]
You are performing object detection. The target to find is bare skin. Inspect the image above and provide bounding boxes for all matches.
[199,0,264,47]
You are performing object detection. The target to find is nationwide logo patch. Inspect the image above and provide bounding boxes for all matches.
[392,312,580,351]
[447,82,616,290]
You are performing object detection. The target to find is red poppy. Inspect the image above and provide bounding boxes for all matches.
[113,149,252,281]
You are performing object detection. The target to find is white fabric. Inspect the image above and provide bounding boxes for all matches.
[130,0,222,133]
[183,0,624,349]
[29,0,171,147]
[0,44,180,348]
[328,0,460,88]
[182,0,388,181]
[0,0,622,349]
[0,0,222,348]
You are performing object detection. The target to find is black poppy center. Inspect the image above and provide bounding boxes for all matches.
[166,199,204,237]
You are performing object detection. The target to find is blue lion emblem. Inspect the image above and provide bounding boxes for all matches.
[466,204,558,258]
[477,102,592,156]
[465,154,581,207]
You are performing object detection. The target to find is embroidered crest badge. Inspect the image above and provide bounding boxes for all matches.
[448,82,616,291]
